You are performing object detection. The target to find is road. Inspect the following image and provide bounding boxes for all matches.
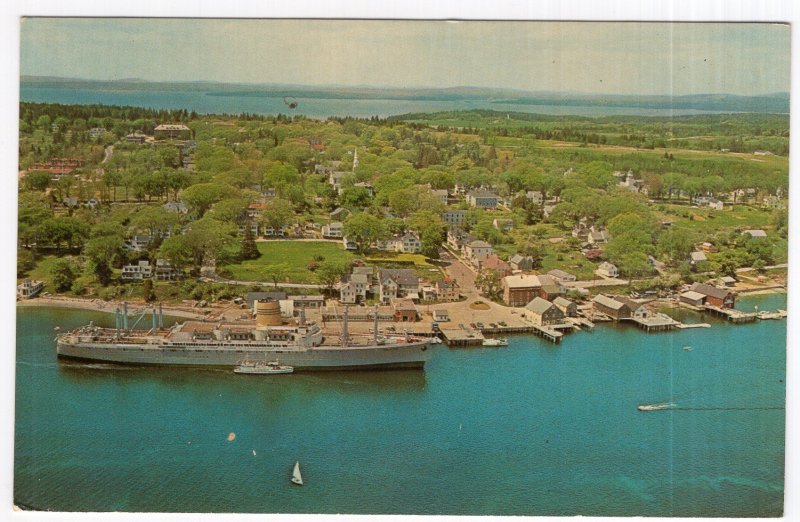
[200,274,325,290]
[441,249,479,299]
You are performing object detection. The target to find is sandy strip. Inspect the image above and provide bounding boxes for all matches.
[16,296,209,319]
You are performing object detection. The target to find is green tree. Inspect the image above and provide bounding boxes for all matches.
[343,213,387,254]
[240,225,260,260]
[261,198,294,233]
[316,260,350,294]
[475,268,503,300]
[17,249,36,277]
[50,258,76,292]
[180,183,235,218]
[142,278,156,302]
[24,171,52,192]
[656,228,695,265]
[158,235,193,272]
[84,235,126,286]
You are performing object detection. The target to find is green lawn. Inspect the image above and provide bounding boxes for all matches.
[659,204,773,236]
[220,241,356,284]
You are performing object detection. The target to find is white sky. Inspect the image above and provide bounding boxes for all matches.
[20,19,790,96]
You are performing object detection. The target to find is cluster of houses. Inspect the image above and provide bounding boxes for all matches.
[121,259,182,281]
[338,267,460,308]
[446,229,497,269]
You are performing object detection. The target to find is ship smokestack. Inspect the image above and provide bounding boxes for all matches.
[123,302,129,330]
[152,306,157,331]
[299,308,306,327]
[159,303,164,328]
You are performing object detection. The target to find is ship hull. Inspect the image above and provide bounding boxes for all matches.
[56,340,431,371]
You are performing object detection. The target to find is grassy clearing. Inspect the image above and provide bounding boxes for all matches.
[658,204,772,235]
[221,241,356,283]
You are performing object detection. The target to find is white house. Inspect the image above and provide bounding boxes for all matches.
[596,262,619,278]
[525,191,544,205]
[322,221,344,238]
[121,260,154,281]
[465,240,494,266]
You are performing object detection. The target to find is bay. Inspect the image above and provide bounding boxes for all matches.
[20,86,738,119]
[14,293,785,516]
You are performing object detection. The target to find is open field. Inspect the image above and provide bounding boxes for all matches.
[220,241,356,284]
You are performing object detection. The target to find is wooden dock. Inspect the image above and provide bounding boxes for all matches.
[439,327,484,347]
[624,313,679,332]
[703,305,757,323]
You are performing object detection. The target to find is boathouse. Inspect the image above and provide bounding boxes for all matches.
[592,294,633,320]
[679,290,706,307]
[524,297,565,326]
[690,283,735,308]
[553,296,578,317]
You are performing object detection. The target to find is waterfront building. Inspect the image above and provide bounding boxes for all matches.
[17,280,44,299]
[392,299,419,322]
[689,283,736,308]
[553,296,578,317]
[592,294,635,320]
[502,274,542,307]
[435,278,460,302]
[524,297,565,326]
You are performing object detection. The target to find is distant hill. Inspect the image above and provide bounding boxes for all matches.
[20,76,789,113]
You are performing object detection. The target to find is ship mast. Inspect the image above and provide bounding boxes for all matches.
[373,304,379,344]
[341,305,349,347]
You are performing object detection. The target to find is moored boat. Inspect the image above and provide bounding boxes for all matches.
[234,361,294,375]
[482,338,509,347]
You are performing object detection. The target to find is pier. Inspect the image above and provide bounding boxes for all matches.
[624,313,679,332]
[703,305,757,323]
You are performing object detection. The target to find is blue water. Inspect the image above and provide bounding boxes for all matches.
[19,86,737,119]
[14,294,785,515]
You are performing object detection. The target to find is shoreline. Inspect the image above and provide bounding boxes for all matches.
[16,296,210,320]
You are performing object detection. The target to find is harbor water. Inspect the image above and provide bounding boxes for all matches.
[14,293,786,516]
[20,86,737,119]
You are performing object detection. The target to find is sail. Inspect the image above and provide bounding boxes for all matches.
[292,461,303,485]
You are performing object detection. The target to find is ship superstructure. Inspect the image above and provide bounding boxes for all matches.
[56,300,432,371]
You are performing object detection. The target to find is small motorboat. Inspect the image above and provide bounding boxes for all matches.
[291,461,303,486]
[233,361,294,375]
[482,338,509,347]
[682,346,693,351]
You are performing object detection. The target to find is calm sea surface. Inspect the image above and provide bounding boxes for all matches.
[19,86,735,119]
[14,293,785,515]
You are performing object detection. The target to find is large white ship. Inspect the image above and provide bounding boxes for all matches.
[56,300,432,371]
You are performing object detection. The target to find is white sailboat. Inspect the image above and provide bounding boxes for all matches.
[291,461,303,486]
